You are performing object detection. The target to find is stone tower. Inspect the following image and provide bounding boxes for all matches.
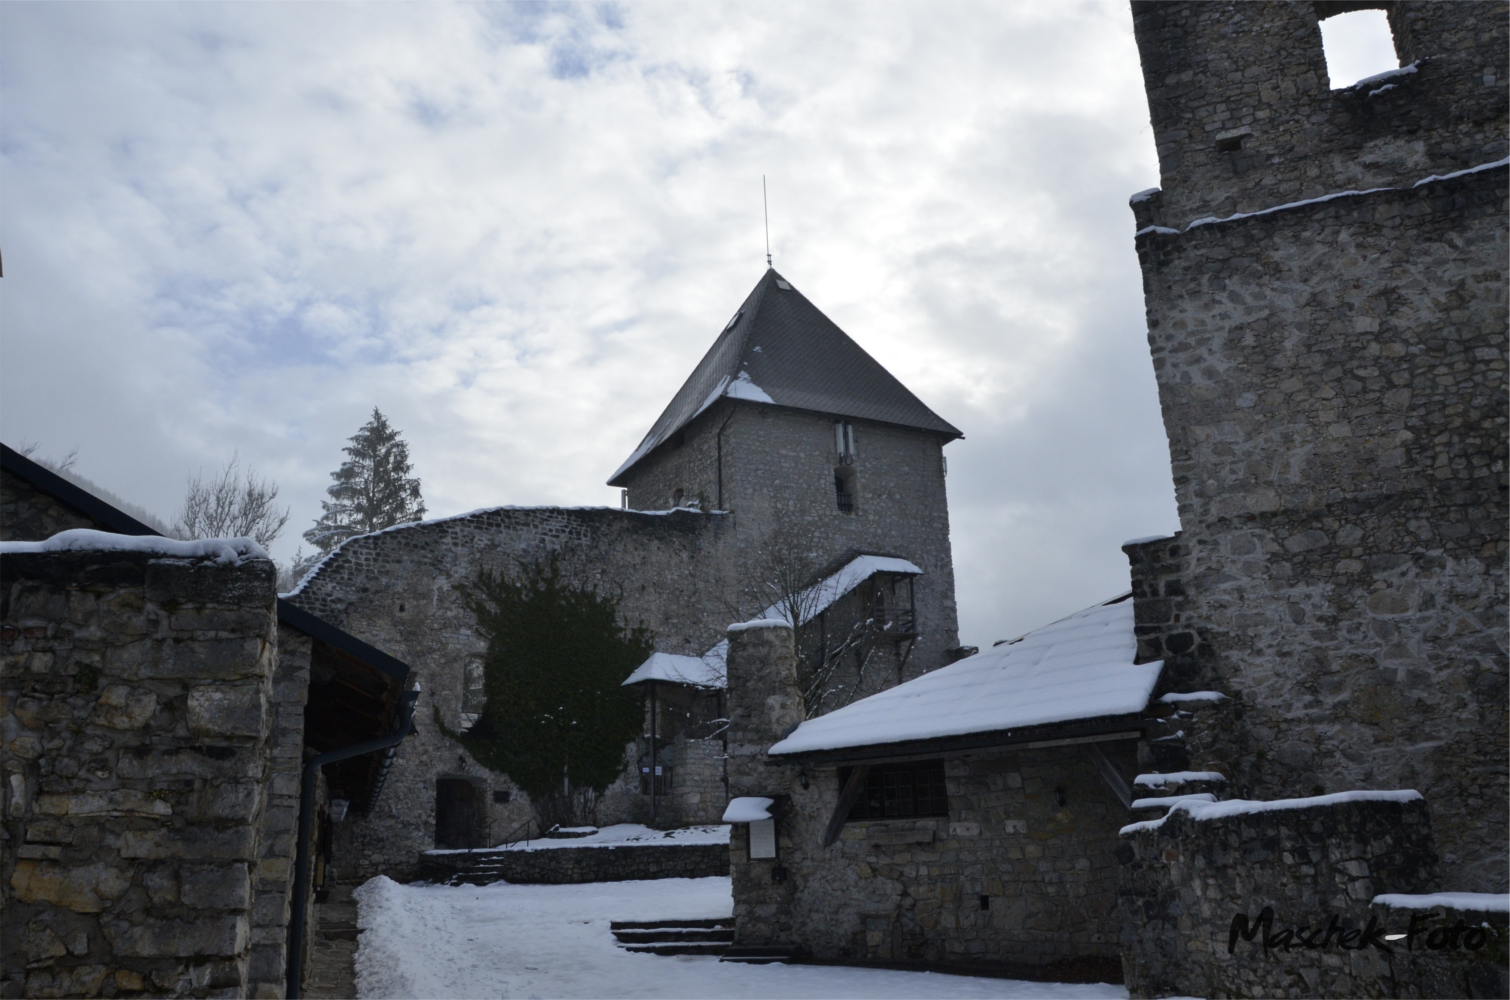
[1126,1,1507,890]
[609,267,965,680]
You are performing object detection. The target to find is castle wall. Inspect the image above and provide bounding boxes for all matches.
[1135,159,1508,893]
[1,551,283,999]
[1,467,99,542]
[1131,1,1508,228]
[287,506,737,879]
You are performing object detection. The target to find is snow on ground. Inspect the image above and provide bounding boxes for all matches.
[354,875,1128,1000]
[501,824,728,852]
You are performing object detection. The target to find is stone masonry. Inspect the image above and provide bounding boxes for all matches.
[724,620,1134,970]
[288,506,740,880]
[1128,0,1508,891]
[623,399,961,683]
[1,550,288,999]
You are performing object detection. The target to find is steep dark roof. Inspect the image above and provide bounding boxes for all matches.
[608,269,962,485]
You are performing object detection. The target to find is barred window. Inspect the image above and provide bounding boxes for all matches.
[842,760,949,821]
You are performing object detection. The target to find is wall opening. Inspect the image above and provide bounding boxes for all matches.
[1319,8,1399,89]
[834,465,857,514]
[842,760,949,821]
[435,778,482,850]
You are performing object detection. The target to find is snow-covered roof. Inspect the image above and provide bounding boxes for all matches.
[623,554,920,691]
[0,528,268,565]
[768,593,1161,757]
[621,651,726,689]
[608,268,961,486]
[722,797,775,823]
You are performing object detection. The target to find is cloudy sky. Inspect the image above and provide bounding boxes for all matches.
[3,2,1388,648]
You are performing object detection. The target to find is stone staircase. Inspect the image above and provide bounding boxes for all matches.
[1127,770,1229,822]
[609,918,734,956]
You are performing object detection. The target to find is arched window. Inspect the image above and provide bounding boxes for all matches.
[834,466,857,514]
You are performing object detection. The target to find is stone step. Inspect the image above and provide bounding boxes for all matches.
[719,945,800,964]
[621,942,729,957]
[613,928,736,944]
[610,918,731,931]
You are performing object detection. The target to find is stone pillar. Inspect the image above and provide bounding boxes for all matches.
[246,625,312,998]
[723,619,803,948]
[2,551,279,999]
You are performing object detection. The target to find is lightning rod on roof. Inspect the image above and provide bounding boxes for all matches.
[763,175,772,269]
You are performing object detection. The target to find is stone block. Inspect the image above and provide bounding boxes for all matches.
[102,915,249,958]
[120,826,258,862]
[187,682,267,738]
[180,862,251,910]
[90,684,159,729]
[24,964,110,999]
[10,861,131,913]
[36,790,172,819]
[167,638,267,682]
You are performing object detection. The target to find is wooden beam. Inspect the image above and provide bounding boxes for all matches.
[766,724,1145,768]
[822,765,870,847]
[1083,742,1132,809]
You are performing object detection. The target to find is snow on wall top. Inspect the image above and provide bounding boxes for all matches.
[0,528,269,566]
[1373,892,1510,913]
[621,651,727,689]
[769,593,1160,756]
[1119,789,1423,836]
[625,555,919,691]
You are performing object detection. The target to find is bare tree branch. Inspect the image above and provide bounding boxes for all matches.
[174,454,290,548]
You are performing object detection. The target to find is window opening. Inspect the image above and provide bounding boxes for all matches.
[842,760,949,821]
[834,465,857,515]
[671,487,685,508]
[1319,9,1398,89]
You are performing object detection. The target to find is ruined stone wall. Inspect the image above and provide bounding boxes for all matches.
[1130,1,1508,229]
[1,467,98,542]
[417,842,728,885]
[288,506,738,879]
[724,622,1131,969]
[2,551,280,999]
[624,401,961,682]
[1133,162,1508,890]
[1117,794,1509,999]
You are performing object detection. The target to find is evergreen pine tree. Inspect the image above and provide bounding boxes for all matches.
[303,408,426,553]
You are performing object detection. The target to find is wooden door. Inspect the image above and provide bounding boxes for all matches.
[435,778,478,849]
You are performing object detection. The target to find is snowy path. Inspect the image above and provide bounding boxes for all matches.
[354,875,1128,1000]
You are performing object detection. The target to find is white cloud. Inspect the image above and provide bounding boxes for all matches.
[0,1,1176,649]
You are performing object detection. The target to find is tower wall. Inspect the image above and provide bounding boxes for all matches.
[622,399,962,682]
[1129,0,1508,891]
[1132,1,1507,228]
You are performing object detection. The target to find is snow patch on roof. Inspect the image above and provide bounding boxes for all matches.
[1158,691,1228,704]
[769,593,1160,756]
[1,529,268,565]
[622,651,726,689]
[722,797,775,823]
[724,370,774,403]
[1373,892,1510,913]
[1119,789,1422,835]
[728,617,792,633]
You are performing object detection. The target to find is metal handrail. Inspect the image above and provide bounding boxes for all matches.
[497,815,539,849]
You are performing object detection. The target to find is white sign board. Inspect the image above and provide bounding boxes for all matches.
[749,818,777,860]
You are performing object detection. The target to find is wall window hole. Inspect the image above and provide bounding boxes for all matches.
[1319,8,1398,89]
[979,895,991,911]
[834,465,857,515]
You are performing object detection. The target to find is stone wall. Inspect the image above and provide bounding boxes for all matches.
[416,842,728,885]
[288,506,739,880]
[724,622,1132,970]
[1130,1,1508,229]
[2,550,281,999]
[1,467,97,543]
[1118,793,1505,999]
[1133,157,1508,892]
